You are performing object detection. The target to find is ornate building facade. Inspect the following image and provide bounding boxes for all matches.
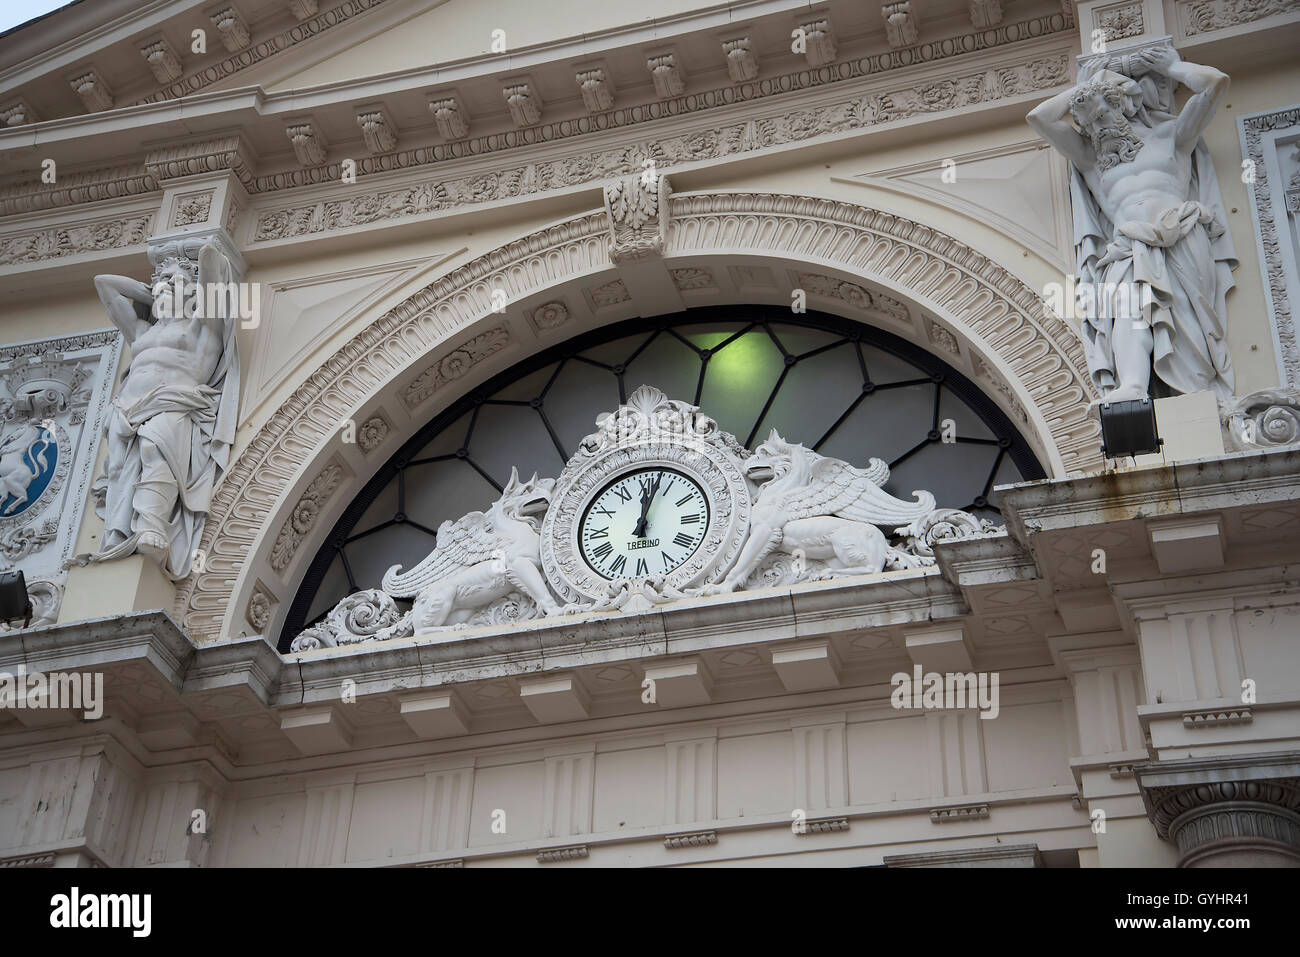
[0,0,1298,868]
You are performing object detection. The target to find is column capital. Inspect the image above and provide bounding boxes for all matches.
[1134,752,1300,867]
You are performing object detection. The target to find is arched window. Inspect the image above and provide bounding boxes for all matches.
[281,306,1044,649]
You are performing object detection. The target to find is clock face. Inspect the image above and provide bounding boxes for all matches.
[578,467,710,579]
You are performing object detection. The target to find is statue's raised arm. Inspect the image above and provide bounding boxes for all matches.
[92,273,153,346]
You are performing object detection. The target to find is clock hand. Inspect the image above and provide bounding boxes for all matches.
[633,471,664,538]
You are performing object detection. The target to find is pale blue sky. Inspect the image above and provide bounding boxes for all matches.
[0,0,77,34]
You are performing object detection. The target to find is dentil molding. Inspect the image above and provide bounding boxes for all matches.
[249,50,1071,243]
[0,12,1073,226]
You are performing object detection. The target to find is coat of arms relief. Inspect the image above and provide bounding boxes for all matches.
[0,331,122,629]
[291,385,999,652]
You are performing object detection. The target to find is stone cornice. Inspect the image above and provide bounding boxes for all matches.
[242,15,1072,194]
[999,447,1300,542]
[142,133,257,190]
[0,609,194,681]
[0,13,1074,223]
[247,42,1073,244]
[0,164,153,217]
[0,133,257,218]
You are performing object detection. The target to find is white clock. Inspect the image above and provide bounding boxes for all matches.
[579,467,710,579]
[541,385,752,603]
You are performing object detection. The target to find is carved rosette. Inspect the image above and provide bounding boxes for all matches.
[403,327,509,409]
[245,580,276,630]
[540,385,752,603]
[603,174,672,264]
[531,301,570,330]
[357,416,391,453]
[270,464,345,573]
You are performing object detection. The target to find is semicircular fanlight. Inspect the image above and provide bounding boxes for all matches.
[280,306,1044,650]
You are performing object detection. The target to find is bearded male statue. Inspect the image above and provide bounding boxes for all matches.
[1027,42,1237,403]
[85,237,240,580]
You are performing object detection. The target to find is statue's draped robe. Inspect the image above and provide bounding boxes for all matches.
[1069,69,1237,400]
[91,248,239,580]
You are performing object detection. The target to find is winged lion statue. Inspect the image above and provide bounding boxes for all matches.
[381,468,568,630]
[701,430,936,594]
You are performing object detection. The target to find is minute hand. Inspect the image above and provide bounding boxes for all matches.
[633,472,663,537]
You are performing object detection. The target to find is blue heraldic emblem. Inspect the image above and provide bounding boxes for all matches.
[0,422,58,517]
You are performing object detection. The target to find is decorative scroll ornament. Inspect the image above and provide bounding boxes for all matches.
[289,589,414,651]
[291,387,1000,649]
[603,173,671,264]
[892,508,1003,560]
[1220,388,1300,451]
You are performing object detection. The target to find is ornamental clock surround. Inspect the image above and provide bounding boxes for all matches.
[539,384,755,604]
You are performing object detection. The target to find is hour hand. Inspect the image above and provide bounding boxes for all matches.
[633,482,652,537]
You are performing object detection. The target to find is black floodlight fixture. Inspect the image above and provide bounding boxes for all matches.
[0,569,31,629]
[1099,396,1163,459]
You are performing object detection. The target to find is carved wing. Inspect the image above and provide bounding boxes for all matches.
[381,510,499,597]
[780,455,934,526]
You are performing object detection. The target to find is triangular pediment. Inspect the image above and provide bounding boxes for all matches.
[849,141,1073,271]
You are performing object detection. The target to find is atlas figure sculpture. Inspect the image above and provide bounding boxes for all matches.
[1027,43,1237,403]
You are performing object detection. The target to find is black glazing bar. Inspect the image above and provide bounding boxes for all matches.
[889,436,931,470]
[814,392,867,451]
[763,322,791,358]
[345,519,397,544]
[982,447,1007,498]
[667,327,704,355]
[463,402,481,444]
[338,547,359,592]
[466,456,504,493]
[538,408,568,460]
[873,377,932,390]
[795,337,850,362]
[710,323,757,355]
[746,366,790,449]
[406,452,457,467]
[540,359,566,397]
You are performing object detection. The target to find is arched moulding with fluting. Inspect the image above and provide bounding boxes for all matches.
[175,193,1099,644]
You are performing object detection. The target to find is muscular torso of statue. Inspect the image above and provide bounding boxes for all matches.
[118,315,222,407]
[1085,121,1189,226]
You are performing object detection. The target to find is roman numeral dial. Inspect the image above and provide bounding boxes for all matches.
[578,467,710,580]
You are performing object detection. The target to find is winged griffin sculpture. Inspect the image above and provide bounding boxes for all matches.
[380,468,567,630]
[701,431,936,594]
